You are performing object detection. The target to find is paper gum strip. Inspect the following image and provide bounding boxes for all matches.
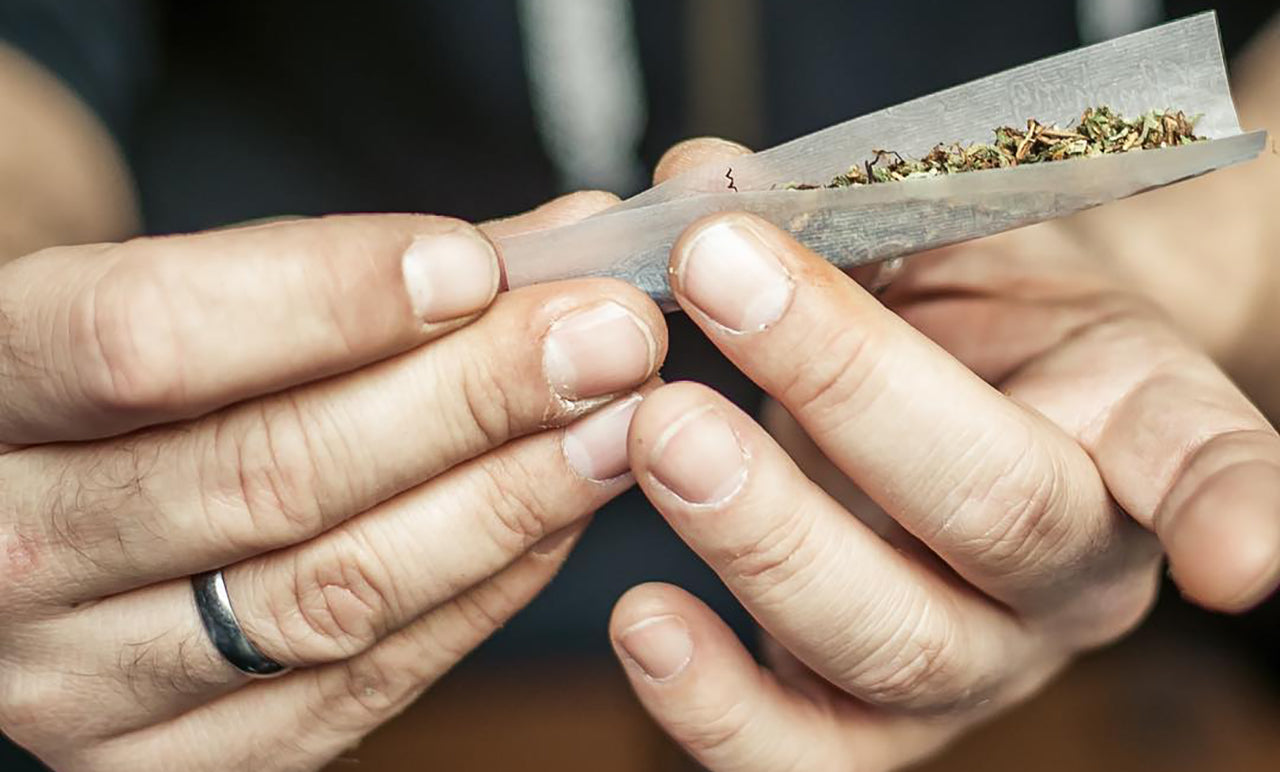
[497,12,1268,306]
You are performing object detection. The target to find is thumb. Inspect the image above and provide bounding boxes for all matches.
[611,583,940,772]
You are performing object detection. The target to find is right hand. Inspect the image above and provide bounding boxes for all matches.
[0,194,667,771]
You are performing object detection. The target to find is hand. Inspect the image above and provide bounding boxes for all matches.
[607,146,1280,771]
[0,194,666,771]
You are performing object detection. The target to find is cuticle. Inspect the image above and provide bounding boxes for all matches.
[542,301,657,405]
[617,615,693,683]
[678,218,796,336]
[647,406,750,508]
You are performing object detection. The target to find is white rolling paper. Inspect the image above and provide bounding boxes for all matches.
[497,12,1268,306]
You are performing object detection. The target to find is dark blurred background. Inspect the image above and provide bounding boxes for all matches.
[1,1,1277,769]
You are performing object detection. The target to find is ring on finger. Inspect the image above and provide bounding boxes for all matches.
[192,569,291,678]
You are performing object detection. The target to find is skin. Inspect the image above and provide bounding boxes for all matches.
[0,42,666,771]
[610,18,1280,772]
[1,17,1278,772]
[0,43,137,261]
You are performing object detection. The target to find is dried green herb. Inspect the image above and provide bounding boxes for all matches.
[782,107,1203,190]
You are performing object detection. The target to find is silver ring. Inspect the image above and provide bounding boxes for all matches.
[192,569,291,678]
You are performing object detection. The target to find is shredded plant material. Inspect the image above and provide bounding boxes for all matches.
[783,107,1204,190]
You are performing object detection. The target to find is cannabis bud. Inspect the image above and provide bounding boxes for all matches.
[782,107,1203,190]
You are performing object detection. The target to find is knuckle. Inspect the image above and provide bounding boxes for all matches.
[969,471,1063,571]
[937,437,1077,578]
[400,602,479,666]
[309,652,427,734]
[720,504,819,600]
[268,534,397,662]
[417,562,557,668]
[305,246,374,361]
[672,699,755,760]
[71,253,187,414]
[776,323,881,423]
[478,452,561,554]
[450,584,517,644]
[451,355,519,451]
[207,398,334,550]
[0,515,52,612]
[850,599,972,710]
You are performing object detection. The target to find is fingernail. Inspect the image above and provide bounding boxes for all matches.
[544,302,656,400]
[675,218,793,333]
[402,229,500,324]
[618,614,693,682]
[563,394,643,481]
[649,406,746,505]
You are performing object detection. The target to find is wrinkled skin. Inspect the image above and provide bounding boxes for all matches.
[608,140,1280,772]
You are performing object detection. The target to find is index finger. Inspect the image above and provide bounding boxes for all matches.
[652,137,752,185]
[0,214,505,444]
[665,212,1153,625]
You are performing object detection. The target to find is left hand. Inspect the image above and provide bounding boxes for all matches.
[0,192,664,772]
[608,146,1280,771]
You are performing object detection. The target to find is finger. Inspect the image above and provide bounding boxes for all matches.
[0,188,620,447]
[652,139,889,289]
[760,396,907,544]
[480,189,622,240]
[653,137,752,185]
[611,583,958,772]
[229,392,643,667]
[666,213,1157,631]
[60,524,585,771]
[34,393,643,736]
[999,308,1280,612]
[0,214,506,444]
[628,382,1053,712]
[5,278,664,606]
[1161,442,1280,611]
